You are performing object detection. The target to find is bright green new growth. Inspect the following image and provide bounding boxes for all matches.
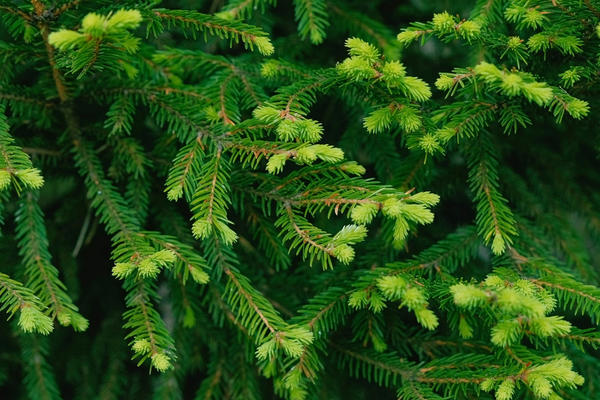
[397,11,482,46]
[451,274,572,346]
[480,357,584,400]
[0,105,43,193]
[1,0,600,399]
[375,274,439,330]
[0,273,53,335]
[48,10,143,78]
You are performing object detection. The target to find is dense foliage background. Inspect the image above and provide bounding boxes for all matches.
[1,0,600,399]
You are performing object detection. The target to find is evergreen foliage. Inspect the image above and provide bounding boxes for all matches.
[0,0,599,398]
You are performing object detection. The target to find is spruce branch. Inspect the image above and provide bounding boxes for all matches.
[123,280,176,372]
[0,272,53,334]
[0,105,44,193]
[217,0,277,20]
[0,0,598,397]
[15,191,88,330]
[293,0,329,44]
[37,3,177,370]
[467,133,517,255]
[146,9,274,55]
[18,333,62,400]
[207,241,313,360]
[190,148,237,244]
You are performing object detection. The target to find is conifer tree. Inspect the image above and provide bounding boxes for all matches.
[0,0,599,399]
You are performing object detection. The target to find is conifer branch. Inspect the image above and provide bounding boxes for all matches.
[15,191,88,330]
[136,231,210,285]
[147,9,274,55]
[219,0,276,19]
[0,272,53,334]
[223,266,277,335]
[0,105,44,193]
[190,148,237,244]
[293,0,329,44]
[18,334,61,400]
[284,204,334,257]
[36,6,177,370]
[123,280,175,371]
[1,1,599,397]
[165,134,204,202]
[467,133,517,255]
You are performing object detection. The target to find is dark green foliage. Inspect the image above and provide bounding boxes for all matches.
[1,0,600,399]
